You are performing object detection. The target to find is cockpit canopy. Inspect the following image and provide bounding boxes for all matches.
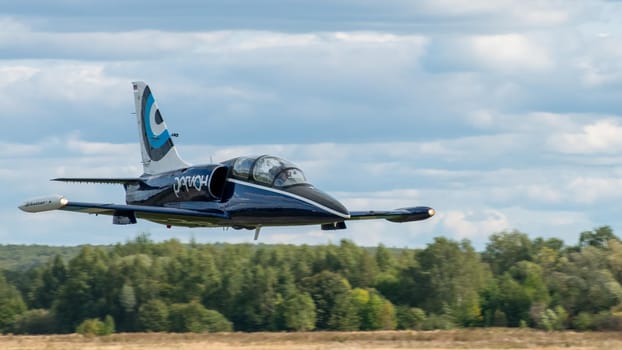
[229,155,308,188]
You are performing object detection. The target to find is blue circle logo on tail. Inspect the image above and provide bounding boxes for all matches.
[140,86,173,161]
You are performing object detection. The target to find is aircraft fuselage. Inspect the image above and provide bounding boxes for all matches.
[124,160,350,229]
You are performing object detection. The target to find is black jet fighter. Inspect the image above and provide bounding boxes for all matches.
[19,81,435,239]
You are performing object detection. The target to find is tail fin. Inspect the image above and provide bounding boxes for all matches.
[132,81,190,174]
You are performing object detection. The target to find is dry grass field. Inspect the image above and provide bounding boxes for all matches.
[0,328,620,350]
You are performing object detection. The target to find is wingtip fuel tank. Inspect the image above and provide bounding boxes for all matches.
[19,195,68,213]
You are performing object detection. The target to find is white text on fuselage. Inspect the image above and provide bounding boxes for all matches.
[173,174,209,197]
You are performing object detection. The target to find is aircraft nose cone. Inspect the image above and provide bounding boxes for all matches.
[285,185,350,219]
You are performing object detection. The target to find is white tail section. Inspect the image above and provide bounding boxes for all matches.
[132,81,190,174]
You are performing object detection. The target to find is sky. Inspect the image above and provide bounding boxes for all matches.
[3,0,622,249]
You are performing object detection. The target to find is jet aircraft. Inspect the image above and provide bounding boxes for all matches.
[19,81,435,239]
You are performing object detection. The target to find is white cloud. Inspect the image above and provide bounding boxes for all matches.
[467,34,553,71]
[568,177,622,204]
[65,135,137,156]
[4,134,615,248]
[0,142,42,157]
[4,2,622,248]
[337,189,424,211]
[418,0,570,26]
[0,61,129,117]
[467,109,495,128]
[0,66,39,86]
[572,33,622,87]
[0,28,430,126]
[0,17,30,33]
[548,119,622,155]
[441,209,510,240]
[525,185,563,203]
[0,20,429,65]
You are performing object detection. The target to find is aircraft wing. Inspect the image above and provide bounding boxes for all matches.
[19,195,229,227]
[53,178,142,185]
[348,206,435,223]
[61,201,230,227]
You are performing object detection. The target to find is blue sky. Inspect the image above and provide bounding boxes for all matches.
[3,1,622,248]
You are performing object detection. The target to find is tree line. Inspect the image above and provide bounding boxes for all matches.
[2,226,622,334]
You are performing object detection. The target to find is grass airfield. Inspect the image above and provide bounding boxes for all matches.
[0,328,620,350]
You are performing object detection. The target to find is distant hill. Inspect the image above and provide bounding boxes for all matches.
[0,241,403,271]
[0,244,99,270]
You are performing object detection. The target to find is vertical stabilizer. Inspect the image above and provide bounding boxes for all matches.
[132,81,190,174]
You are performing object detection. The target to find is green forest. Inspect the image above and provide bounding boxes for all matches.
[1,226,622,335]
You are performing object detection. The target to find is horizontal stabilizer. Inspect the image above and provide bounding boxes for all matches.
[52,178,142,185]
